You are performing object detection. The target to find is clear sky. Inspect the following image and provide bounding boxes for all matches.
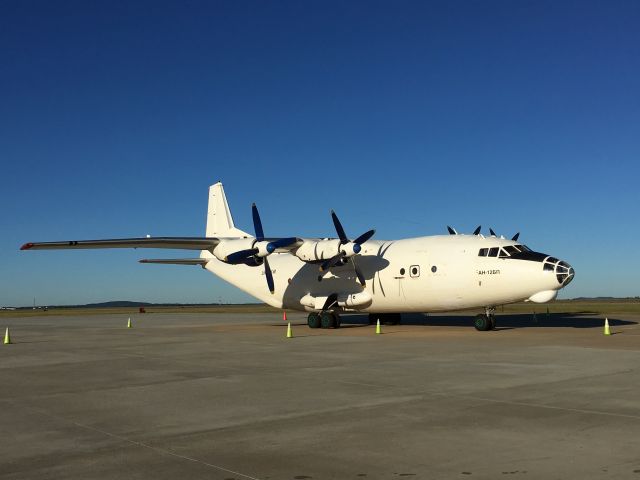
[1,1,639,306]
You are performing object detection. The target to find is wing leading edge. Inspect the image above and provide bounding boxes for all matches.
[20,237,220,251]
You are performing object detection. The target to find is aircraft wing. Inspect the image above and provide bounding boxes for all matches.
[139,258,208,265]
[20,237,220,251]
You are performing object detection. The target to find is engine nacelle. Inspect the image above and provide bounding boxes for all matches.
[299,291,372,310]
[295,239,341,263]
[338,291,372,308]
[213,238,255,263]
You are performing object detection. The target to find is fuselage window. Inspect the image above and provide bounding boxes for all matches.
[543,263,554,271]
[431,265,437,273]
[399,268,405,275]
[478,248,488,256]
[488,247,499,257]
[410,265,420,277]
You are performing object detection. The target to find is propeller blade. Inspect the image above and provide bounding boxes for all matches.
[319,253,345,273]
[353,229,375,245]
[489,228,496,236]
[251,203,265,241]
[447,226,457,235]
[264,256,275,293]
[225,248,258,264]
[266,236,298,253]
[331,210,348,243]
[511,232,520,241]
[351,257,366,287]
[473,225,482,235]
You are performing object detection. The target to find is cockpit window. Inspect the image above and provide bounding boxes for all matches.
[478,248,488,256]
[517,244,531,251]
[488,247,499,257]
[498,248,509,258]
[504,245,519,255]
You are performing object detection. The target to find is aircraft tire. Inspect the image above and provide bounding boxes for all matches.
[488,315,496,330]
[368,314,377,325]
[307,313,321,329]
[320,311,336,329]
[474,314,491,331]
[333,312,341,329]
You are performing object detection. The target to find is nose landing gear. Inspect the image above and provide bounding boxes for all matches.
[474,307,496,331]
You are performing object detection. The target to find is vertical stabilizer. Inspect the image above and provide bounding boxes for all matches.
[206,182,249,237]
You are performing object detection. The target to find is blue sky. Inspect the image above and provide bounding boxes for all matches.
[1,1,639,306]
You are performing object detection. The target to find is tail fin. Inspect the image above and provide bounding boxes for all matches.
[206,182,249,237]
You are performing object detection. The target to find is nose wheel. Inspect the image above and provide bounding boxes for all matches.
[474,308,496,331]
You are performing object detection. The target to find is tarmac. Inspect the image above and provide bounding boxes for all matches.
[1,311,640,479]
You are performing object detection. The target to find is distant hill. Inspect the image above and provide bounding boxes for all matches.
[16,300,263,310]
[563,297,640,302]
[83,301,154,308]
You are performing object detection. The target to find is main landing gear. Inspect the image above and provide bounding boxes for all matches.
[474,307,496,331]
[307,311,341,329]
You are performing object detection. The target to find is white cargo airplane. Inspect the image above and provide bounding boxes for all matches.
[21,182,574,331]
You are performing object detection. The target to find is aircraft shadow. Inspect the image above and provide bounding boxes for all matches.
[338,313,637,329]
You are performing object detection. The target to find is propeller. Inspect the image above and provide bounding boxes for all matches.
[318,210,375,286]
[225,203,297,294]
[448,226,481,235]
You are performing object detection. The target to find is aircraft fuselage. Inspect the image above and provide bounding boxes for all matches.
[204,234,573,313]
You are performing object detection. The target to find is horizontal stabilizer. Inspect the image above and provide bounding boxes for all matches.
[139,258,208,266]
[21,237,221,251]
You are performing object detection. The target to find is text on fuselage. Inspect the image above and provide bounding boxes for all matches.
[477,269,501,275]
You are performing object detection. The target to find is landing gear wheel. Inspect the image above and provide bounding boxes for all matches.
[474,314,491,331]
[488,315,496,330]
[320,311,336,329]
[368,314,377,325]
[333,312,341,329]
[307,313,321,329]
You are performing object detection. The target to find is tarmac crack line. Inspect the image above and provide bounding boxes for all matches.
[430,393,640,421]
[11,402,263,480]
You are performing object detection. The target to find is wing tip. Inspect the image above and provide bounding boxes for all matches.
[20,242,34,250]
